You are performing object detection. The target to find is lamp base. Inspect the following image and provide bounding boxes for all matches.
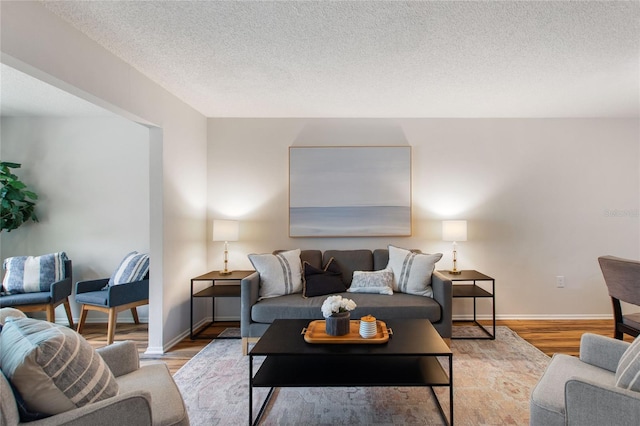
[219,270,233,276]
[447,269,462,275]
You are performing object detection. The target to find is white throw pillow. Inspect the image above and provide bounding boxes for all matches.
[387,245,442,297]
[348,269,394,295]
[616,335,640,392]
[249,249,303,300]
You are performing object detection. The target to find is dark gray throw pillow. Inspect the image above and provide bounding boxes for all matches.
[302,258,346,298]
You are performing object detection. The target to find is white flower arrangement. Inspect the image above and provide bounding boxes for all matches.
[321,295,357,318]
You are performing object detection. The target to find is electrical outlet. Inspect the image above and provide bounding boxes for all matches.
[556,276,565,288]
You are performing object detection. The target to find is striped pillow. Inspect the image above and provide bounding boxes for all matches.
[108,252,149,286]
[2,252,67,294]
[616,335,640,392]
[387,245,442,298]
[0,318,119,416]
[249,249,302,300]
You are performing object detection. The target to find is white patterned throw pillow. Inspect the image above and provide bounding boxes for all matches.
[108,251,150,286]
[387,245,442,298]
[2,252,67,294]
[616,335,640,392]
[348,269,394,295]
[249,249,303,300]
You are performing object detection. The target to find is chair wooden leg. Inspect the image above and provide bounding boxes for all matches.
[77,306,89,334]
[107,309,117,345]
[131,307,140,324]
[63,299,74,329]
[45,305,55,323]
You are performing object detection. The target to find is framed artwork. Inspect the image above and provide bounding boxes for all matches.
[289,146,411,237]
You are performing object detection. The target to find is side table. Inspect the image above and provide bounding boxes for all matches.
[190,270,253,340]
[439,270,495,340]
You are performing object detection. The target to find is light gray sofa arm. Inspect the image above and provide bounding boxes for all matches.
[565,378,640,426]
[431,271,453,338]
[96,341,139,377]
[241,272,260,337]
[28,391,153,426]
[579,333,630,372]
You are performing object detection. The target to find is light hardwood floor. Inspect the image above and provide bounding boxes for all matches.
[81,319,632,375]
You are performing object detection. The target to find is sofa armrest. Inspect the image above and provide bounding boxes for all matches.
[241,272,260,337]
[106,279,149,307]
[579,333,630,372]
[28,391,152,426]
[50,277,72,304]
[431,271,452,338]
[76,279,110,294]
[565,378,640,426]
[96,341,140,377]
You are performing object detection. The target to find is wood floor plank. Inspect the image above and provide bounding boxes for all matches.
[81,319,628,375]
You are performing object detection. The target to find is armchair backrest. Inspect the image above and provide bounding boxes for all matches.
[599,255,640,305]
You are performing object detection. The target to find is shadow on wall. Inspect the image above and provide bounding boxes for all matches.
[292,119,410,146]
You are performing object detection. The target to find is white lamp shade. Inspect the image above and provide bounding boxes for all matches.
[442,220,467,242]
[213,219,239,242]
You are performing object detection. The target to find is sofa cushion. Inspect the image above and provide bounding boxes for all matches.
[0,317,119,416]
[616,335,640,391]
[108,251,150,286]
[250,249,303,299]
[348,269,394,295]
[0,292,53,308]
[302,258,346,298]
[251,291,441,323]
[387,245,442,297]
[2,252,67,294]
[323,250,374,287]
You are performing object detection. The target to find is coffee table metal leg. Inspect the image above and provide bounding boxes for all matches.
[252,387,275,426]
[430,354,454,426]
[249,355,252,426]
[249,354,276,426]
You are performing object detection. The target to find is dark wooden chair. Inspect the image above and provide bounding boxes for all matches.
[598,255,640,339]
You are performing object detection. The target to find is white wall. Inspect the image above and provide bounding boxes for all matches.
[1,1,208,352]
[208,118,639,320]
[0,116,150,322]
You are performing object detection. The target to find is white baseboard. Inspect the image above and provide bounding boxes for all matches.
[454,314,613,321]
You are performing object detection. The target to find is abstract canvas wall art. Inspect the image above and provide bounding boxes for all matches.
[289,146,411,237]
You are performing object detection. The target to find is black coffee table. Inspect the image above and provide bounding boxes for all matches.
[248,318,453,425]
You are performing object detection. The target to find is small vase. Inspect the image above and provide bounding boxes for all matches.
[326,311,351,336]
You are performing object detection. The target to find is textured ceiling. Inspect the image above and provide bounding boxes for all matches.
[25,1,640,117]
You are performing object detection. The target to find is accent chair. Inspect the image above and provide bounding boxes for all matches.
[0,258,74,327]
[530,333,640,426]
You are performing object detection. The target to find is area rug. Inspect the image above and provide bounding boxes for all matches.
[173,326,549,425]
[217,327,241,339]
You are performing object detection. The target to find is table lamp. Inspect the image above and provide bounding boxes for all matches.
[442,220,467,274]
[213,219,239,275]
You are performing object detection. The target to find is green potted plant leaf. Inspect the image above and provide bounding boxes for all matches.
[1,162,39,232]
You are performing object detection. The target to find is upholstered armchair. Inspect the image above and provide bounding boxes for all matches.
[530,333,640,426]
[0,316,189,426]
[0,256,73,328]
[76,251,150,344]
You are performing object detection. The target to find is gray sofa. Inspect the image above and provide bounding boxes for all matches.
[241,248,452,354]
[0,340,189,426]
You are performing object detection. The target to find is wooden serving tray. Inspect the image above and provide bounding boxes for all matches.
[303,320,390,344]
